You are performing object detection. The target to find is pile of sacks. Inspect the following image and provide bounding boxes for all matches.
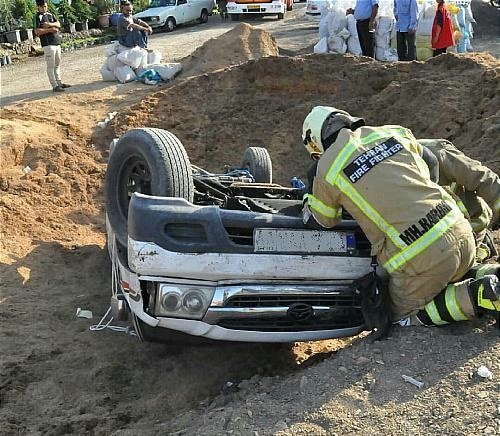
[315,8,360,55]
[314,9,397,61]
[101,42,183,84]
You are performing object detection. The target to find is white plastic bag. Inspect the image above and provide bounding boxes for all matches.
[117,46,148,69]
[104,41,119,57]
[347,36,362,55]
[319,11,331,39]
[147,50,162,65]
[327,9,348,36]
[313,37,329,54]
[147,63,183,81]
[100,65,117,82]
[105,54,119,71]
[114,65,137,83]
[327,35,347,54]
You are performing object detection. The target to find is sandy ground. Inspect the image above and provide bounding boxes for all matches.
[1,2,499,436]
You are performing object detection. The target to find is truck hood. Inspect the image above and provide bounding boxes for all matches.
[135,6,174,17]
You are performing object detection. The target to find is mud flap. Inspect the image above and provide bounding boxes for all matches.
[352,262,392,341]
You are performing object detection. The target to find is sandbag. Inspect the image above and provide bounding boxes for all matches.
[327,8,348,36]
[100,65,116,82]
[417,47,433,61]
[314,37,329,54]
[104,41,120,57]
[117,46,149,69]
[147,63,183,81]
[147,50,162,65]
[114,65,137,83]
[417,17,433,36]
[376,46,398,61]
[347,36,362,55]
[105,54,119,71]
[327,35,347,54]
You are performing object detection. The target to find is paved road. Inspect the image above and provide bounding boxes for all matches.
[0,4,316,106]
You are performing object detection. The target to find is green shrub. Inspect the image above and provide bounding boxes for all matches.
[72,0,92,21]
[12,0,36,29]
[57,0,77,23]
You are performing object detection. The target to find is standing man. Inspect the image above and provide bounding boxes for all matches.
[34,0,71,93]
[394,0,418,61]
[117,1,153,49]
[301,106,500,328]
[347,0,379,58]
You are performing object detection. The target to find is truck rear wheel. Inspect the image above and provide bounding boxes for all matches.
[105,128,194,246]
[277,12,284,19]
[199,8,209,23]
[241,146,273,183]
[230,13,239,21]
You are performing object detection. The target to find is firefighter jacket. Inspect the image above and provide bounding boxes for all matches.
[418,138,500,233]
[303,125,469,275]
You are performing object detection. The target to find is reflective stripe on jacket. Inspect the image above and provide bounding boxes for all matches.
[306,125,466,274]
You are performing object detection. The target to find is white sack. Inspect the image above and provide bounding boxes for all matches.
[100,65,117,82]
[376,46,398,61]
[104,41,119,57]
[117,46,148,69]
[314,37,329,54]
[147,50,162,65]
[327,35,347,54]
[114,65,137,83]
[347,36,362,55]
[347,14,358,35]
[319,12,331,39]
[327,9,348,36]
[147,63,183,81]
[417,17,433,36]
[105,54,119,71]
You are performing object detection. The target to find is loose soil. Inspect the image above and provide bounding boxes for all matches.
[1,3,499,436]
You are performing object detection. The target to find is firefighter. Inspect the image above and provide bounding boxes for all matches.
[301,106,500,327]
[418,138,500,262]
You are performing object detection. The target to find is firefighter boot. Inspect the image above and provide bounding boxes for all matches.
[469,274,500,315]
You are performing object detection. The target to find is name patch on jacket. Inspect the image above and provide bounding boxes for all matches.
[343,138,403,183]
[399,201,453,245]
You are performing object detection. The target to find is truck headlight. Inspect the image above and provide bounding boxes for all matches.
[156,284,215,320]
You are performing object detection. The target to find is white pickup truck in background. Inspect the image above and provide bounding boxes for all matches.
[134,0,214,31]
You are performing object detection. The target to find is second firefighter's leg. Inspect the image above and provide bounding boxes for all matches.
[414,274,500,326]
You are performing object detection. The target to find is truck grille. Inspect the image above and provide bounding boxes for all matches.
[218,310,364,332]
[224,294,361,308]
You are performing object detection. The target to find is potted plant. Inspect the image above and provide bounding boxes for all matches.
[12,0,35,41]
[57,0,78,33]
[73,0,92,31]
[94,0,115,28]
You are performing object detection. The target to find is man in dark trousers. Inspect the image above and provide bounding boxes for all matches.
[347,0,379,58]
[34,0,71,92]
[117,1,153,49]
[394,0,418,60]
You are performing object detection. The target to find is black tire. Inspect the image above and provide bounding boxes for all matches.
[105,128,194,246]
[164,17,175,32]
[241,146,273,183]
[230,13,239,21]
[199,8,209,23]
[277,12,284,19]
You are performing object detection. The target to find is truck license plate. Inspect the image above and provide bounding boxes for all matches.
[247,4,260,9]
[254,229,353,254]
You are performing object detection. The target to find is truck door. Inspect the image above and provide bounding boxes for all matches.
[176,0,188,23]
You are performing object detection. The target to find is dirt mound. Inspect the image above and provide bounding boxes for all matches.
[179,23,280,77]
[113,52,500,183]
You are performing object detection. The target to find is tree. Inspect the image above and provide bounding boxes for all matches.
[57,0,78,24]
[72,0,92,21]
[12,0,36,29]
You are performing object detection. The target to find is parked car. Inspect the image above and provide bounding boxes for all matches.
[133,0,214,32]
[305,0,331,20]
[104,128,373,343]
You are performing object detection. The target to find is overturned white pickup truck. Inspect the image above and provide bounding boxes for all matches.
[105,128,372,343]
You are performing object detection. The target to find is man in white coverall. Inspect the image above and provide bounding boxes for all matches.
[301,106,500,327]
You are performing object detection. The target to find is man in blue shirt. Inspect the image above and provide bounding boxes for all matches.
[394,0,418,60]
[347,0,379,58]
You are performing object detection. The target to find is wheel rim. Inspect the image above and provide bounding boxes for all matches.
[118,155,152,219]
[167,20,174,30]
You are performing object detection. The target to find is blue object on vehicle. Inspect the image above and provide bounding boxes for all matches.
[109,13,122,27]
[290,177,306,190]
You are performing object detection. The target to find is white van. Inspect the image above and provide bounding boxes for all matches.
[134,0,214,32]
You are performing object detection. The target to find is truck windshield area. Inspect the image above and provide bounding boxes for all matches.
[150,0,176,7]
